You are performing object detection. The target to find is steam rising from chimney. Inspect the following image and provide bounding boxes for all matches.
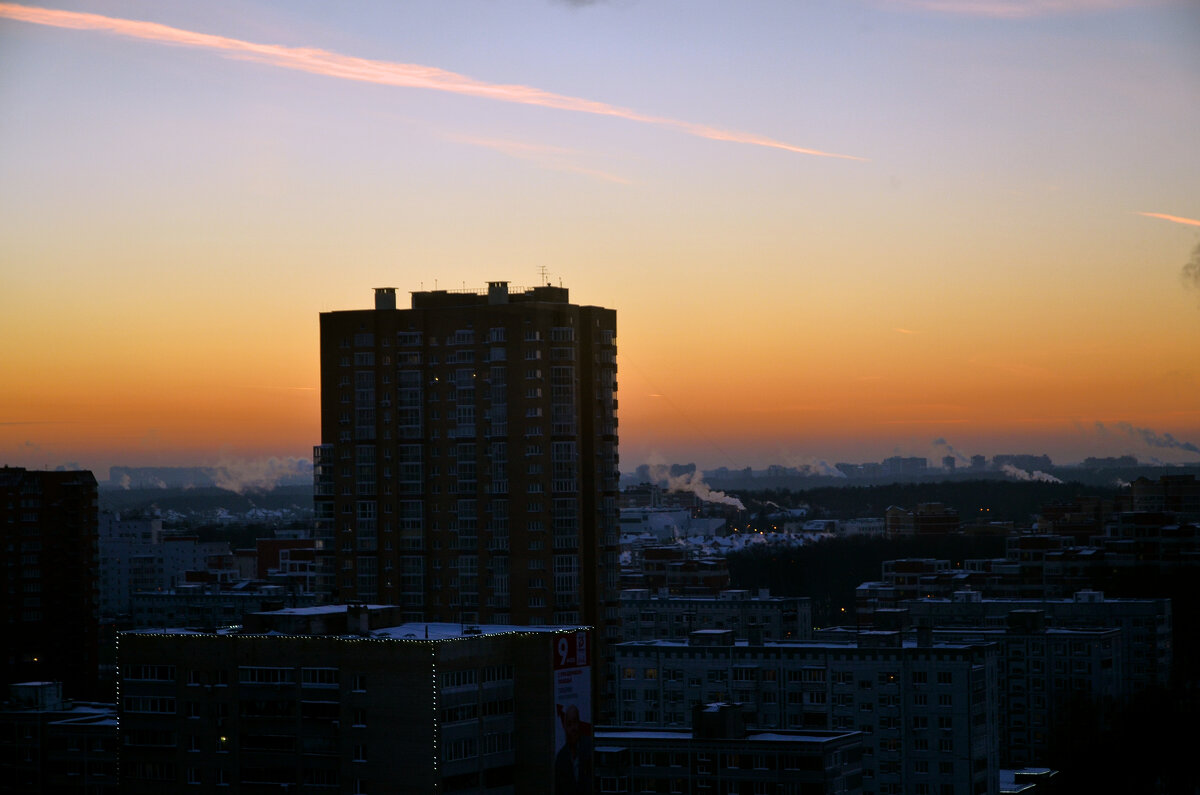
[1001,464,1062,483]
[644,464,745,510]
[1183,240,1200,299]
[1095,421,1200,455]
[931,437,969,464]
[213,456,313,494]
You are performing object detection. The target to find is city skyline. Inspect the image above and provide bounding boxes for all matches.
[3,0,1199,477]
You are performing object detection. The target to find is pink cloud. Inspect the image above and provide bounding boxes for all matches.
[0,2,865,162]
[1137,212,1200,228]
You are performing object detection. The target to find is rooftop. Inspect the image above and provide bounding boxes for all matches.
[127,619,588,642]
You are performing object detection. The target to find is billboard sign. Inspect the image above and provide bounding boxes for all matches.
[553,630,592,794]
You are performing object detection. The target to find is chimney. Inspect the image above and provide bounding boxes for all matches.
[374,288,397,311]
[916,619,934,648]
[346,603,370,635]
[487,281,509,305]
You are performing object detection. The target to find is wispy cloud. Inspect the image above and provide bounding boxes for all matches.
[1137,212,1200,228]
[893,327,921,334]
[446,134,631,184]
[0,3,865,161]
[883,0,1163,18]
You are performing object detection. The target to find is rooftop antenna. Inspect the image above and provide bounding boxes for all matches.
[538,264,550,285]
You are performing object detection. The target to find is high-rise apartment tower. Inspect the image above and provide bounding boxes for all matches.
[315,282,619,682]
[0,467,99,698]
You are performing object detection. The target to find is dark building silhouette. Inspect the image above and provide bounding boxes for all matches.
[0,468,99,697]
[119,607,590,794]
[315,282,620,706]
[0,681,118,795]
[1131,474,1200,519]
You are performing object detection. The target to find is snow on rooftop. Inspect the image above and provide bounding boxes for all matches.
[371,622,585,640]
[131,621,587,641]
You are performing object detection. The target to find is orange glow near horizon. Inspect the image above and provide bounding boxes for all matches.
[2,2,1198,475]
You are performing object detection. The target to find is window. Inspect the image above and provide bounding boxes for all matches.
[441,669,478,689]
[354,744,367,762]
[937,672,953,685]
[302,668,340,688]
[123,697,175,714]
[126,664,176,681]
[240,667,294,685]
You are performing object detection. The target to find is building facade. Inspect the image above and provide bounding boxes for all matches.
[315,283,620,703]
[595,703,863,795]
[0,681,118,795]
[0,468,99,698]
[903,589,1171,691]
[619,589,812,643]
[119,606,591,794]
[612,631,1000,795]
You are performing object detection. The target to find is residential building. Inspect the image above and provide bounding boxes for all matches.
[98,512,236,622]
[903,589,1171,690]
[315,282,619,707]
[119,605,592,794]
[129,583,319,629]
[618,588,812,643]
[595,703,863,795]
[1130,474,1200,518]
[0,681,118,795]
[885,504,959,536]
[0,468,99,697]
[612,631,1001,795]
[622,544,731,594]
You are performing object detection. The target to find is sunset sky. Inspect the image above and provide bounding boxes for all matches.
[2,0,1199,479]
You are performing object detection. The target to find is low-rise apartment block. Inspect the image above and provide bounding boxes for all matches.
[119,605,592,794]
[619,588,812,643]
[595,703,863,795]
[612,631,1000,795]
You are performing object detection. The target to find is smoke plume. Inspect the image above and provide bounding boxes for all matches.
[931,437,968,464]
[213,456,313,495]
[1096,421,1200,455]
[1183,240,1200,296]
[781,455,847,478]
[1001,464,1063,483]
[644,464,745,510]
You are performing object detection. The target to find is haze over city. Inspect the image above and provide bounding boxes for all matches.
[3,0,1199,478]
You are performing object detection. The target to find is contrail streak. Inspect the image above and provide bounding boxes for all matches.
[1137,212,1200,228]
[0,3,866,161]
